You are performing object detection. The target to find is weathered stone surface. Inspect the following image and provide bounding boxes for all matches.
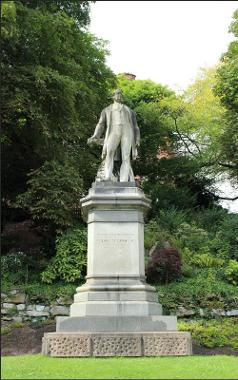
[50,306,70,316]
[16,304,26,311]
[35,305,46,312]
[56,297,73,306]
[177,306,195,317]
[2,303,16,309]
[226,309,238,316]
[56,315,177,332]
[199,308,205,317]
[42,332,192,357]
[5,292,26,304]
[42,334,91,356]
[2,315,13,321]
[212,309,226,316]
[1,293,7,300]
[26,310,50,317]
[143,332,192,356]
[12,316,23,323]
[26,305,35,311]
[93,334,141,356]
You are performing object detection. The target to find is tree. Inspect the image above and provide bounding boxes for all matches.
[215,9,238,184]
[118,75,217,214]
[1,1,116,231]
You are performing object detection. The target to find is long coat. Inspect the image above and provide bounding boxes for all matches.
[94,103,140,160]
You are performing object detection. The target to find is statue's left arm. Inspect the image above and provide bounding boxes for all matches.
[131,110,140,146]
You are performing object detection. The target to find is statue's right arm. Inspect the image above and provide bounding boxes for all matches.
[92,109,106,139]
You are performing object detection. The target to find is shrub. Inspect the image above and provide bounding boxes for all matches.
[176,223,209,252]
[156,269,238,313]
[145,243,182,284]
[178,317,238,349]
[1,251,27,284]
[41,226,87,284]
[219,215,238,260]
[224,260,238,285]
[182,250,225,269]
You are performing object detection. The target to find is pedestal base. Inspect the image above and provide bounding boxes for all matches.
[42,332,192,357]
[42,183,192,357]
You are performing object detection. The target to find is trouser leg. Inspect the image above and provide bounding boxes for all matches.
[104,132,120,180]
[120,130,133,182]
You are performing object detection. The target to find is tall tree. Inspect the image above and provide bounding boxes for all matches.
[118,75,216,213]
[215,9,238,184]
[1,1,116,230]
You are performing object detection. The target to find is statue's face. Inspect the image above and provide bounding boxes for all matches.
[112,90,123,103]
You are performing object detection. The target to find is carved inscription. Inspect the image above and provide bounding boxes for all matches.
[92,232,137,274]
[96,233,135,254]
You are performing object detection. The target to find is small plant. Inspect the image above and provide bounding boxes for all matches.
[224,260,238,285]
[1,321,24,335]
[146,243,181,284]
[41,226,87,283]
[178,317,238,349]
[1,251,26,281]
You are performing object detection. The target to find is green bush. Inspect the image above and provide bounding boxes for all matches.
[1,251,30,284]
[41,226,87,284]
[182,250,225,269]
[156,269,238,313]
[219,215,238,259]
[224,260,238,285]
[178,317,238,348]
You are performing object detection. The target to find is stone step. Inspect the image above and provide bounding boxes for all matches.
[70,300,163,317]
[56,315,176,332]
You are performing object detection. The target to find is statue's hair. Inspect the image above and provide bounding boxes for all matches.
[112,89,123,97]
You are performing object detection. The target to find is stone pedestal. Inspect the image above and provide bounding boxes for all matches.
[42,182,192,356]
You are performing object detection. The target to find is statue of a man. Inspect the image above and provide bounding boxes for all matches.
[88,89,140,182]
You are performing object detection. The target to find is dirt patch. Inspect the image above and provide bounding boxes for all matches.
[1,325,238,356]
[192,341,238,356]
[1,324,56,356]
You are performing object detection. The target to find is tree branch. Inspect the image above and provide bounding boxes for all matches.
[206,189,238,201]
[218,162,238,169]
[173,118,201,156]
[217,195,238,201]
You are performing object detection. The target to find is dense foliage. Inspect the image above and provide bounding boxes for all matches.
[178,317,238,349]
[145,245,182,284]
[215,10,238,183]
[2,0,116,232]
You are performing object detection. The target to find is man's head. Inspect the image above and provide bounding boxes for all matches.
[112,89,123,103]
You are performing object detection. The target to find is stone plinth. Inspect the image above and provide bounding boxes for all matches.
[42,332,192,357]
[42,182,192,356]
[68,182,163,320]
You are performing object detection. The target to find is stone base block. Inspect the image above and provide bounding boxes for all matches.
[42,332,192,357]
[56,315,177,332]
[70,300,162,317]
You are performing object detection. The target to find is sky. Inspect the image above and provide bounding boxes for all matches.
[89,1,238,212]
[89,1,238,92]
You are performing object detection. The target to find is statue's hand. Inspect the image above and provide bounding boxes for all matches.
[132,148,138,160]
[87,136,97,145]
[101,149,106,159]
[87,136,104,146]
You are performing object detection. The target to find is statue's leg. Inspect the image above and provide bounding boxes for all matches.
[120,130,133,182]
[104,132,120,181]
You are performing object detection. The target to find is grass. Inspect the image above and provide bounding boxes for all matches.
[2,354,238,379]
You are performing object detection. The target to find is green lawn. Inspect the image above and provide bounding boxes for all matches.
[1,354,238,379]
